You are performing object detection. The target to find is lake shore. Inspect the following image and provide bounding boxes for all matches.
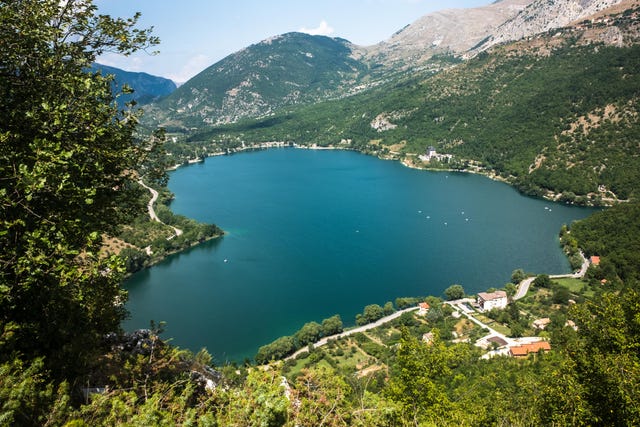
[168,142,612,207]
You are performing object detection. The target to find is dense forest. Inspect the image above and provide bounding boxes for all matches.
[1,1,639,426]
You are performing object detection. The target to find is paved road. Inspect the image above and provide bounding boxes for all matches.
[513,251,589,300]
[284,307,419,361]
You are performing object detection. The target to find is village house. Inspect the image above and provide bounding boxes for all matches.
[590,255,601,265]
[477,290,508,311]
[417,302,430,315]
[419,146,453,163]
[509,341,551,358]
[422,332,434,344]
[532,317,551,330]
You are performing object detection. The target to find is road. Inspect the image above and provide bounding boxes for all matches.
[138,180,183,239]
[284,307,419,361]
[513,251,589,300]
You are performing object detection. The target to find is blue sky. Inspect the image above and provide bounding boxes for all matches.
[96,0,492,83]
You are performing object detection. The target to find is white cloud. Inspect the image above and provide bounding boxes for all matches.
[299,20,335,37]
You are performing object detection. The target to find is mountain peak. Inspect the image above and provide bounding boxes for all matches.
[149,32,367,128]
[366,0,534,67]
[471,0,625,53]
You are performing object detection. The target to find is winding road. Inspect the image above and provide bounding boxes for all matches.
[284,307,419,361]
[513,251,589,300]
[138,180,183,240]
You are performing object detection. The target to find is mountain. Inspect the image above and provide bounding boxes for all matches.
[366,0,534,68]
[147,33,369,128]
[188,3,640,204]
[147,0,631,132]
[469,0,625,54]
[92,63,177,107]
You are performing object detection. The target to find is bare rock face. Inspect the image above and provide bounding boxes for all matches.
[367,0,625,67]
[367,0,534,67]
[474,0,624,53]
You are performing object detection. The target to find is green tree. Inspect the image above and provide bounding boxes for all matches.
[295,321,322,347]
[383,301,395,315]
[533,274,554,288]
[0,0,159,378]
[255,336,296,364]
[549,287,640,425]
[504,282,517,299]
[356,304,384,326]
[386,328,452,424]
[511,269,526,284]
[444,284,465,300]
[321,315,343,336]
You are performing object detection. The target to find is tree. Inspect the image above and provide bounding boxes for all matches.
[383,301,395,315]
[255,336,296,364]
[0,0,159,378]
[545,287,640,425]
[444,284,465,300]
[504,282,517,299]
[321,315,343,336]
[295,321,322,347]
[511,269,527,284]
[533,274,554,288]
[386,328,452,424]
[356,304,385,326]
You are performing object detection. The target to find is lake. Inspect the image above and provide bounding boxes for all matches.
[124,148,597,362]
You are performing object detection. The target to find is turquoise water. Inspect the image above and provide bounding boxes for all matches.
[124,148,597,362]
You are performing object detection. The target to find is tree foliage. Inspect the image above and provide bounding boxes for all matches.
[444,284,465,300]
[0,0,159,378]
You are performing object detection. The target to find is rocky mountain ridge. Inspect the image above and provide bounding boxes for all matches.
[366,0,534,68]
[470,0,625,54]
[145,0,636,130]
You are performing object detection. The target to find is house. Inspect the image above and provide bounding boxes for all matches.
[533,318,551,330]
[509,341,551,358]
[418,146,453,163]
[422,332,434,344]
[590,256,601,266]
[417,302,430,315]
[477,290,508,311]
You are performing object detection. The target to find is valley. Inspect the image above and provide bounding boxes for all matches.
[2,0,640,424]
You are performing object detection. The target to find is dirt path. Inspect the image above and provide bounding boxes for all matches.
[138,180,183,239]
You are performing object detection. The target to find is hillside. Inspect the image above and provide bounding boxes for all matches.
[144,0,631,133]
[366,0,534,68]
[471,0,625,54]
[182,5,640,205]
[146,32,369,129]
[92,63,177,107]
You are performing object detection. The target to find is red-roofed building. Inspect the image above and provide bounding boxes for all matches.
[590,256,601,265]
[509,341,551,358]
[417,302,430,315]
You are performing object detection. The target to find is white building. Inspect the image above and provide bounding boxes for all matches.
[477,290,508,311]
[419,146,453,163]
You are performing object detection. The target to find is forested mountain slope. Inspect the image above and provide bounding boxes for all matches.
[190,8,640,204]
[146,32,369,128]
[92,63,177,107]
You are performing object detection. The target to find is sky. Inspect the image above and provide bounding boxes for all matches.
[95,0,492,83]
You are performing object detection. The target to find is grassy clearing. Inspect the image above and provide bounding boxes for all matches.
[553,277,594,298]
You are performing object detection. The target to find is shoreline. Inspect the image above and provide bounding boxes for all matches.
[168,143,615,207]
